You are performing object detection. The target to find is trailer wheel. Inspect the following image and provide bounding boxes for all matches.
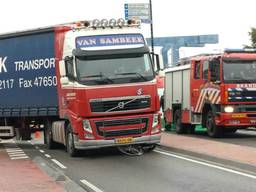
[45,121,58,149]
[66,124,79,157]
[174,110,187,134]
[206,110,223,137]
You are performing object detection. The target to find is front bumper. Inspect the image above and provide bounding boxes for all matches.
[74,134,161,150]
[216,113,256,127]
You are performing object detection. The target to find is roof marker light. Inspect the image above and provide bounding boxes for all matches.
[101,19,108,28]
[117,18,125,28]
[92,19,100,28]
[109,18,116,28]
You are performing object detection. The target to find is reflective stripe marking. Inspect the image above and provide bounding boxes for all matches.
[80,179,104,192]
[39,150,45,153]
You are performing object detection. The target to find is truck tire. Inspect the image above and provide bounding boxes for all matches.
[66,124,79,157]
[45,121,58,149]
[174,109,187,134]
[206,110,223,137]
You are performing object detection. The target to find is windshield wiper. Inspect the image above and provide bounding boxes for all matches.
[115,72,147,81]
[82,73,114,83]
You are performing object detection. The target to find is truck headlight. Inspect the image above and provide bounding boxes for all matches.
[152,114,159,128]
[151,113,161,134]
[224,106,234,113]
[83,120,92,133]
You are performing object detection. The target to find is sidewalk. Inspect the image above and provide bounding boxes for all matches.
[160,132,256,167]
[0,141,64,192]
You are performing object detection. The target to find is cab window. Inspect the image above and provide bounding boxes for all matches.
[202,61,209,80]
[194,61,201,79]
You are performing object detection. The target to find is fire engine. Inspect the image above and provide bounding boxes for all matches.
[164,49,256,137]
[0,18,162,156]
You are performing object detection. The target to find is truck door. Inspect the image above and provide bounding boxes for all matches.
[191,60,207,113]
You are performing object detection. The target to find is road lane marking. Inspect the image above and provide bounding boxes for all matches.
[39,150,45,153]
[154,150,256,180]
[6,149,23,152]
[45,154,51,158]
[80,179,104,192]
[11,156,29,160]
[5,146,29,160]
[8,152,26,155]
[51,159,67,169]
[9,153,27,157]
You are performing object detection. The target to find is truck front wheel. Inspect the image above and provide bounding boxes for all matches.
[206,110,223,138]
[66,125,79,157]
[174,109,187,134]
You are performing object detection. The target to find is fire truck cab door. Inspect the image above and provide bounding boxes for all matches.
[191,60,206,112]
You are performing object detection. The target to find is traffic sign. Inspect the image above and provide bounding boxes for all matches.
[124,3,151,23]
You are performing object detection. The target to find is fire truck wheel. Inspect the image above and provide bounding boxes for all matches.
[66,125,79,157]
[206,110,223,138]
[174,109,187,134]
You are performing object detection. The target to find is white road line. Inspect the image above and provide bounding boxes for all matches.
[9,153,27,157]
[45,154,51,158]
[11,156,29,160]
[154,150,256,180]
[35,146,39,149]
[80,179,104,192]
[8,152,26,155]
[51,159,67,169]
[6,149,22,152]
[39,150,45,153]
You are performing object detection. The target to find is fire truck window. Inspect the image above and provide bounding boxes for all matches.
[210,59,220,82]
[194,62,200,79]
[202,61,209,80]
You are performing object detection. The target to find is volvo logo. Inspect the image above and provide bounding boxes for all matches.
[118,102,125,109]
[137,88,143,95]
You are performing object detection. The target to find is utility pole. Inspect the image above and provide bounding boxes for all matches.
[149,0,155,64]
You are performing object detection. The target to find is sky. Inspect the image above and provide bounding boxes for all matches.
[1,0,256,60]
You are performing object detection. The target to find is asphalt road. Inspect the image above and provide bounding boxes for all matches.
[16,141,256,192]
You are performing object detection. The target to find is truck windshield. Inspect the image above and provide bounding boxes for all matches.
[223,60,256,83]
[76,53,154,85]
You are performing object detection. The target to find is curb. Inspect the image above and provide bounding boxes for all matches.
[157,144,256,175]
[33,156,87,192]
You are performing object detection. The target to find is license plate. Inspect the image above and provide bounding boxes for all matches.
[115,137,133,144]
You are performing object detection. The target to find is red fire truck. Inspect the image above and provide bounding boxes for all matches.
[0,19,162,156]
[164,49,256,137]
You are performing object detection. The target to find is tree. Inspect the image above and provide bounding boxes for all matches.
[249,27,256,48]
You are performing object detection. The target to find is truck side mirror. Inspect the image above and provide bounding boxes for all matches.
[151,53,162,72]
[64,56,75,80]
[59,60,66,77]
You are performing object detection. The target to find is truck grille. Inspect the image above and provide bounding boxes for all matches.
[95,118,149,138]
[90,96,150,113]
